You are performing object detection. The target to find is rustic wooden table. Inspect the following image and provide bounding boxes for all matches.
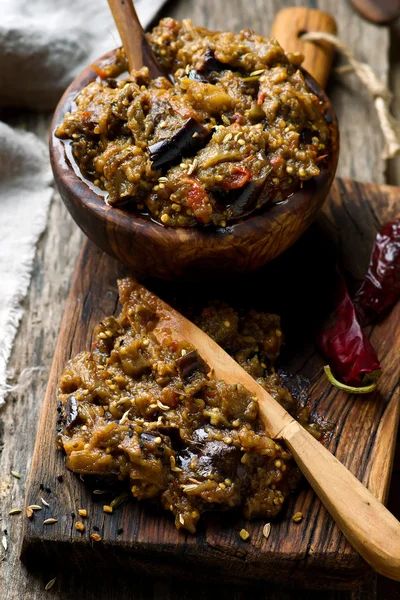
[1,0,399,598]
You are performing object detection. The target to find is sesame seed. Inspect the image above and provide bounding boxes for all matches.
[11,471,21,479]
[182,484,199,493]
[221,115,230,125]
[238,138,246,146]
[263,523,271,539]
[119,409,130,425]
[9,508,22,515]
[41,498,50,507]
[187,159,198,175]
[157,400,170,411]
[43,518,58,524]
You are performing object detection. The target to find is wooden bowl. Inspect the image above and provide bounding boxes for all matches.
[50,49,339,280]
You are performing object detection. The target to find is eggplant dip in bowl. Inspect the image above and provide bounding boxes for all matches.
[51,18,338,278]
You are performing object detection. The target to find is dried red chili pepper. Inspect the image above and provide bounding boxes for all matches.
[354,219,400,326]
[317,273,381,394]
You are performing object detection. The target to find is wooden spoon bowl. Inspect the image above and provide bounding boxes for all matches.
[50,49,339,280]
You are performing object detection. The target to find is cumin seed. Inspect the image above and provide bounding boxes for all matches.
[45,577,57,591]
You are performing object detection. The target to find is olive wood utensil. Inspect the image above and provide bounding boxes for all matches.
[126,279,400,581]
[50,7,339,279]
[107,0,165,78]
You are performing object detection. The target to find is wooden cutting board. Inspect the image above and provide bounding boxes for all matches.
[20,178,400,590]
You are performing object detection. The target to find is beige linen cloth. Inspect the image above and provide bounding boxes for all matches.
[0,0,168,404]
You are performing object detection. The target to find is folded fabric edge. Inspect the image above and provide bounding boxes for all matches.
[0,181,53,406]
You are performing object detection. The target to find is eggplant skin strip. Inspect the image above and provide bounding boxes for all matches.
[149,117,211,170]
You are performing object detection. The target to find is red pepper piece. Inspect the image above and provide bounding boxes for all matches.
[91,64,108,80]
[222,167,251,190]
[270,154,284,168]
[257,91,266,105]
[317,273,381,391]
[354,219,400,325]
[183,177,212,224]
[232,112,245,125]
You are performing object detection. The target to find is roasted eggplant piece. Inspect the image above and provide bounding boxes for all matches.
[187,69,209,84]
[200,48,232,74]
[65,395,79,430]
[214,180,263,221]
[149,118,211,170]
[300,127,314,145]
[176,349,209,380]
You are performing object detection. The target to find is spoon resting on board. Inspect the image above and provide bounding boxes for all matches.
[125,279,400,582]
[107,0,165,78]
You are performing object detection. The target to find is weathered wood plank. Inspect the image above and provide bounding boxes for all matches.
[0,0,394,598]
[17,178,400,592]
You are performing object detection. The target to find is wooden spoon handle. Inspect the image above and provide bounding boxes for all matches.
[280,420,400,580]
[107,0,165,78]
[271,7,337,89]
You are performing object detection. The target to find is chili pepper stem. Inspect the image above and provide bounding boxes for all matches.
[323,365,379,394]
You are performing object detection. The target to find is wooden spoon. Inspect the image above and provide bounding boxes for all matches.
[128,279,400,582]
[107,0,165,78]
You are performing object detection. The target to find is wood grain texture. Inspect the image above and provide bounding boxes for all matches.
[271,8,337,88]
[50,53,338,280]
[0,1,395,598]
[19,178,400,590]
